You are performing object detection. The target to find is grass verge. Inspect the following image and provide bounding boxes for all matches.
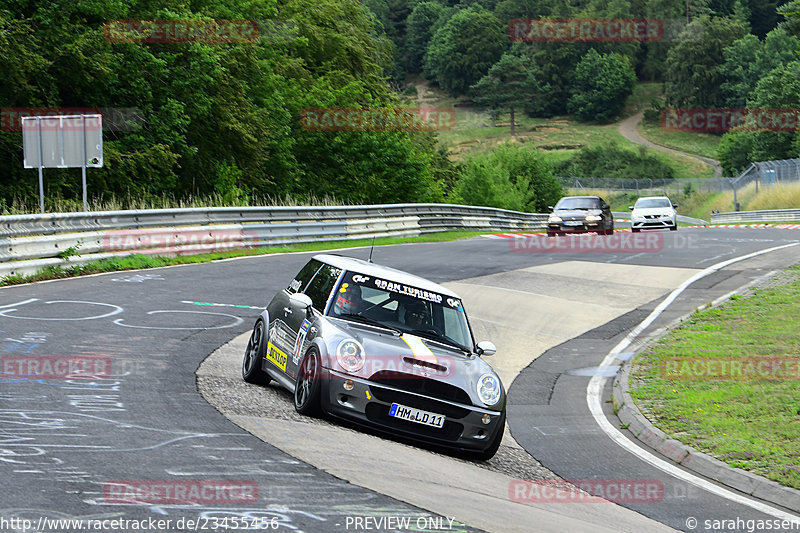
[637,120,723,161]
[628,265,800,489]
[0,231,492,287]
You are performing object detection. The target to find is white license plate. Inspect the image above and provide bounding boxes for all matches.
[564,221,583,226]
[389,403,445,428]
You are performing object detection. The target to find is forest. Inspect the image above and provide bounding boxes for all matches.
[0,0,798,212]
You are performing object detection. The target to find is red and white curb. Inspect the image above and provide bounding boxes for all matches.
[484,224,800,239]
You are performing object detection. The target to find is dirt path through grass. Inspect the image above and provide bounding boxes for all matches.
[618,112,723,178]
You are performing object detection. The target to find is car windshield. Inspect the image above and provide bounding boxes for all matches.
[329,271,474,352]
[635,198,672,208]
[556,197,601,210]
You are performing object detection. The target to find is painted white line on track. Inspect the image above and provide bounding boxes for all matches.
[587,242,800,521]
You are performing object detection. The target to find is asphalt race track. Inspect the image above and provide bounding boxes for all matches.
[1,227,799,533]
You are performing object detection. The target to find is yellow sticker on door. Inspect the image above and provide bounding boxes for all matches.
[266,341,288,371]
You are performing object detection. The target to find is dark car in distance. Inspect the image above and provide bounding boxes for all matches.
[241,254,506,460]
[547,195,614,236]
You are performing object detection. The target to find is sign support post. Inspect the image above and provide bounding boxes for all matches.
[37,118,44,213]
[81,115,88,212]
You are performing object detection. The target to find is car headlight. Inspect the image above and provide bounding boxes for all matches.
[477,373,502,406]
[548,215,562,223]
[336,339,365,373]
[585,215,602,222]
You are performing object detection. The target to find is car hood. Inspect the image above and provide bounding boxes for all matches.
[322,318,502,407]
[632,207,675,216]
[553,208,602,220]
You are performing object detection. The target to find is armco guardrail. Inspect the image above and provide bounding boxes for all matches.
[0,204,548,278]
[710,208,800,224]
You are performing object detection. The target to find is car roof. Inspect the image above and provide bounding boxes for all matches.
[559,195,601,200]
[636,196,672,201]
[313,254,461,298]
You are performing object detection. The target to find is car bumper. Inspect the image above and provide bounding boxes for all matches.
[631,218,676,229]
[547,222,604,234]
[320,368,504,453]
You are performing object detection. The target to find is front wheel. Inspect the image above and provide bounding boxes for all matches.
[670,224,678,231]
[294,348,323,417]
[242,319,271,385]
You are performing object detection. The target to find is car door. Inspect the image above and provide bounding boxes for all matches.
[266,259,322,376]
[284,262,343,379]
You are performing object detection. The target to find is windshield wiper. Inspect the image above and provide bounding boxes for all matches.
[408,329,470,354]
[337,313,401,335]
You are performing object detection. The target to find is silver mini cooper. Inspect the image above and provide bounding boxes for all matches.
[242,254,505,460]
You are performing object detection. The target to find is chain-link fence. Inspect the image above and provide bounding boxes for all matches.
[556,176,736,196]
[558,158,800,211]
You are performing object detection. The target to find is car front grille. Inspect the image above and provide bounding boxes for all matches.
[369,370,473,407]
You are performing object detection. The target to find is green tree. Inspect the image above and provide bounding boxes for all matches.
[424,6,506,95]
[453,143,560,212]
[720,28,800,107]
[747,61,800,161]
[778,0,800,35]
[717,131,755,174]
[470,52,548,135]
[717,61,800,171]
[454,158,526,211]
[567,49,636,122]
[719,34,763,107]
[664,16,747,107]
[0,0,460,210]
[405,2,445,73]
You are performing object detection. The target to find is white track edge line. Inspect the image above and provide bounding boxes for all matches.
[587,242,800,521]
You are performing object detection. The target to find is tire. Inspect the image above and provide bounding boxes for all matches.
[294,348,323,417]
[632,228,640,233]
[242,319,272,385]
[670,224,678,231]
[474,411,506,461]
[546,231,556,238]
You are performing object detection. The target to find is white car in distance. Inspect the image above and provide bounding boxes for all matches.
[629,196,678,232]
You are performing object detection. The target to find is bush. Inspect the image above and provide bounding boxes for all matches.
[555,142,675,180]
[452,142,562,212]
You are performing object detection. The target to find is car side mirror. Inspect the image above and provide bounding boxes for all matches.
[547,206,554,210]
[289,292,313,311]
[476,341,496,356]
[673,204,678,208]
[628,206,634,210]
